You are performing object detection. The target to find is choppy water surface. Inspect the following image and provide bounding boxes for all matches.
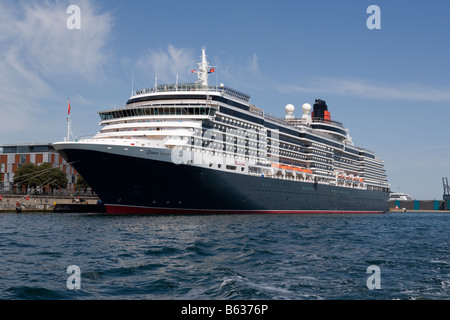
[0,211,448,300]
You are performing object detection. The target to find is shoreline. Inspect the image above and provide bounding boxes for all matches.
[0,204,106,214]
[1,208,449,214]
[0,194,102,213]
[388,209,450,213]
[1,194,448,214]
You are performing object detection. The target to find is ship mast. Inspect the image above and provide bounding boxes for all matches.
[193,47,214,87]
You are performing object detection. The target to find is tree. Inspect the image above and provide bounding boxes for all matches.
[13,163,68,194]
[37,163,68,194]
[13,163,39,192]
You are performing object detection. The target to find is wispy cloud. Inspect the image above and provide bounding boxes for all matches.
[276,77,450,102]
[212,52,268,91]
[136,45,196,84]
[0,0,113,78]
[248,53,260,74]
[0,0,113,142]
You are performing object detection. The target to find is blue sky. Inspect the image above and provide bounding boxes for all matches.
[0,0,449,200]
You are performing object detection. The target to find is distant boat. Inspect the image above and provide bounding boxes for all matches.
[389,192,414,201]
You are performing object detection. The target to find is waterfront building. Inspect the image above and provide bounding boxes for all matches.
[0,143,77,194]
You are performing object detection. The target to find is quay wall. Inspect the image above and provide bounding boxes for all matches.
[1,195,448,213]
[389,200,447,211]
[0,194,100,213]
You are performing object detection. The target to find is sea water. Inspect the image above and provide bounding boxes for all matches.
[0,211,448,300]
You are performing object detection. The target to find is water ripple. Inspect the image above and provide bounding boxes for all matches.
[0,212,449,300]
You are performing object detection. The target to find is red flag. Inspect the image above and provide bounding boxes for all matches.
[208,68,215,73]
[68,100,71,115]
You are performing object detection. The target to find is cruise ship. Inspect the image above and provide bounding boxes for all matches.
[53,48,390,214]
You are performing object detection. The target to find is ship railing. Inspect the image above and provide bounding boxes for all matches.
[135,83,250,103]
[311,117,345,129]
[76,135,95,141]
[358,147,378,157]
[248,104,264,117]
[264,114,315,133]
[264,114,290,127]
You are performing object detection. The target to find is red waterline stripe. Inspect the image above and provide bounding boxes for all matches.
[105,205,385,215]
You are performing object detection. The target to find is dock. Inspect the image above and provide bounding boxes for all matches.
[0,194,104,213]
[2,194,448,214]
[389,199,447,212]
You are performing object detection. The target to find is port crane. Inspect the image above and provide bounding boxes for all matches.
[443,177,450,210]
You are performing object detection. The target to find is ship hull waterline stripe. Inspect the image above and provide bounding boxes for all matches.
[105,204,386,215]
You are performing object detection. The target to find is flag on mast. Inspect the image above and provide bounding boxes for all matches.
[66,98,72,141]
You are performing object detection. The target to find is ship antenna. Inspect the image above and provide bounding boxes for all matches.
[201,47,208,86]
[175,59,179,91]
[194,47,215,87]
[131,68,134,97]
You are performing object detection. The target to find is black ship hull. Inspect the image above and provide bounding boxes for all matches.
[56,145,389,214]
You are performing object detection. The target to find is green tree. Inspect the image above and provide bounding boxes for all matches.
[37,163,68,194]
[13,162,68,194]
[13,163,39,192]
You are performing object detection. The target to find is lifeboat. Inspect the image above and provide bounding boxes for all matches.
[270,163,312,177]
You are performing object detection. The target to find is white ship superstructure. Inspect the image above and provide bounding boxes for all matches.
[92,48,388,193]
